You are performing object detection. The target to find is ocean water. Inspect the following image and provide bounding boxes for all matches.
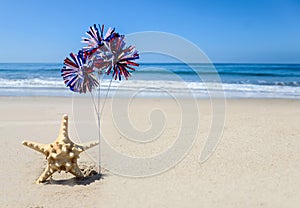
[0,63,300,98]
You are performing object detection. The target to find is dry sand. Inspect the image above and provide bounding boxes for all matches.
[1,97,300,208]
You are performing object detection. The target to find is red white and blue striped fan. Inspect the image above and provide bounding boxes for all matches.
[91,51,112,72]
[106,36,140,80]
[61,50,99,93]
[82,24,120,56]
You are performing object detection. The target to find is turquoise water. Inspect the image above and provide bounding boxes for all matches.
[0,63,300,98]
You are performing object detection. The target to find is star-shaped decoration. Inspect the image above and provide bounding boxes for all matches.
[22,114,98,184]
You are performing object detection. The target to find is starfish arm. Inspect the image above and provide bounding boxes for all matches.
[74,141,99,153]
[69,163,84,179]
[22,140,50,155]
[58,114,69,138]
[36,165,57,184]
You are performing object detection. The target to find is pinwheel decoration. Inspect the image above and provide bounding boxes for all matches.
[61,24,139,174]
[62,24,139,93]
[62,50,99,93]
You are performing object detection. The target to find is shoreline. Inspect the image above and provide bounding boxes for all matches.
[1,95,300,100]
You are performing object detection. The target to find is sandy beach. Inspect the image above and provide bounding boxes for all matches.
[1,96,300,207]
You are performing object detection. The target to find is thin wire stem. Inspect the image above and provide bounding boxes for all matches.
[96,72,106,174]
[98,74,101,174]
[89,91,101,174]
[90,72,113,175]
[100,77,113,118]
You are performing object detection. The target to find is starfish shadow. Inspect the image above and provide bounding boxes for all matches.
[44,172,108,186]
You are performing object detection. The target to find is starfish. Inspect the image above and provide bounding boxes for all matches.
[22,114,98,184]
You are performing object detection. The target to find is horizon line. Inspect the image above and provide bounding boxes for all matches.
[0,62,300,65]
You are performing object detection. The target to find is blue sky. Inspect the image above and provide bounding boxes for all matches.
[0,0,299,63]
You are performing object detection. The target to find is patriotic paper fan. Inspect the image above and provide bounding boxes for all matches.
[90,51,113,72]
[82,24,120,56]
[105,35,140,80]
[62,50,99,93]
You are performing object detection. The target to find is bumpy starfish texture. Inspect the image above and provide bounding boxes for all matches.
[22,114,98,184]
